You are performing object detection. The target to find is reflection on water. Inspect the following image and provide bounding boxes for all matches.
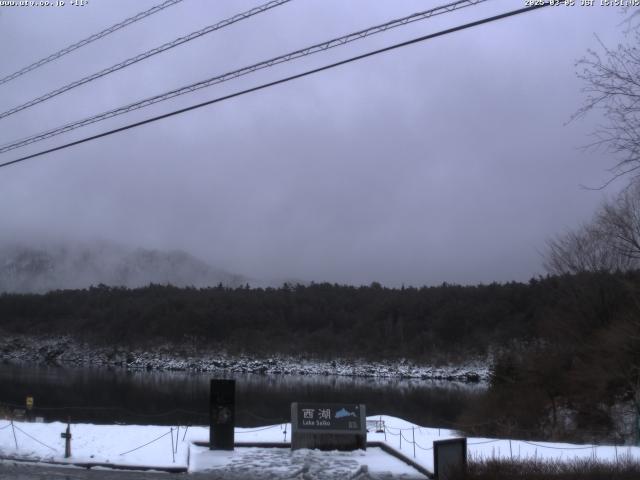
[0,365,485,428]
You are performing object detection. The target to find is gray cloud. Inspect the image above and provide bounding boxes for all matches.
[0,0,630,286]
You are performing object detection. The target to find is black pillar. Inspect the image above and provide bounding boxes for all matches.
[210,379,235,450]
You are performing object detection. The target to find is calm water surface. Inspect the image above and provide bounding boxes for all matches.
[0,365,485,428]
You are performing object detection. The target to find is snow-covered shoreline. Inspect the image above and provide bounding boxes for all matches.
[1,416,639,478]
[0,335,489,382]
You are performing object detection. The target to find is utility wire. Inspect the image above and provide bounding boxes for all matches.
[0,0,488,153]
[0,0,292,121]
[0,0,185,86]
[0,3,551,170]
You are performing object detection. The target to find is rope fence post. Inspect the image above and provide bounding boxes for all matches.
[509,439,513,461]
[383,424,387,442]
[174,426,179,454]
[170,427,175,463]
[399,429,402,450]
[412,426,416,458]
[10,420,18,449]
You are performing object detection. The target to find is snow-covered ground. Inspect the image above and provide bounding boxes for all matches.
[0,335,489,381]
[1,416,638,478]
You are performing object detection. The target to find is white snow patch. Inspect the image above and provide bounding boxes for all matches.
[1,415,638,478]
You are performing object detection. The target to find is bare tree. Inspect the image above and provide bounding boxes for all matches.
[544,183,640,275]
[598,181,640,259]
[545,220,632,275]
[575,24,640,184]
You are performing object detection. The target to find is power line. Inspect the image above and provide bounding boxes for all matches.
[0,0,185,86]
[0,0,292,121]
[0,3,551,170]
[0,0,488,154]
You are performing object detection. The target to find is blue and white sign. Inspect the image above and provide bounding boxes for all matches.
[294,403,364,431]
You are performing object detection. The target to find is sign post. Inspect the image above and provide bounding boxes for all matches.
[60,420,72,458]
[209,379,235,450]
[291,402,366,451]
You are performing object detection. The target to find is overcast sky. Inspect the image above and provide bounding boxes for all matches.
[0,0,632,286]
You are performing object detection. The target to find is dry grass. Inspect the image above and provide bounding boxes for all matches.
[450,457,640,480]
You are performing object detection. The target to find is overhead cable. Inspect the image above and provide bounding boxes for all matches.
[0,0,293,121]
[0,0,487,152]
[0,3,551,170]
[0,0,185,86]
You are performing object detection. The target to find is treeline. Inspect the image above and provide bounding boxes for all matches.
[0,272,636,361]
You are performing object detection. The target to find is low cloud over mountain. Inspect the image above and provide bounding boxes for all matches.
[0,241,248,293]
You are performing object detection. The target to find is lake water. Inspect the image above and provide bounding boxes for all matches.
[0,365,484,429]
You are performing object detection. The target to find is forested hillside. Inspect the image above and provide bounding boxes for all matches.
[0,272,636,361]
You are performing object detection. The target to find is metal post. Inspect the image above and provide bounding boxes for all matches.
[399,429,402,450]
[175,426,179,454]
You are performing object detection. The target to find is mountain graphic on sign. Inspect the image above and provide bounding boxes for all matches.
[334,408,357,419]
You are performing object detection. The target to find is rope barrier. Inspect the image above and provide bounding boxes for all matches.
[0,402,623,438]
[11,424,56,452]
[414,441,433,451]
[0,402,207,418]
[522,440,598,451]
[119,429,172,456]
[0,401,630,452]
[236,425,281,434]
[238,409,288,423]
[468,439,502,446]
[385,424,416,432]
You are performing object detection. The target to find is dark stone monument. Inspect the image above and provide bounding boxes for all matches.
[433,438,467,480]
[210,379,235,450]
[291,402,366,451]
